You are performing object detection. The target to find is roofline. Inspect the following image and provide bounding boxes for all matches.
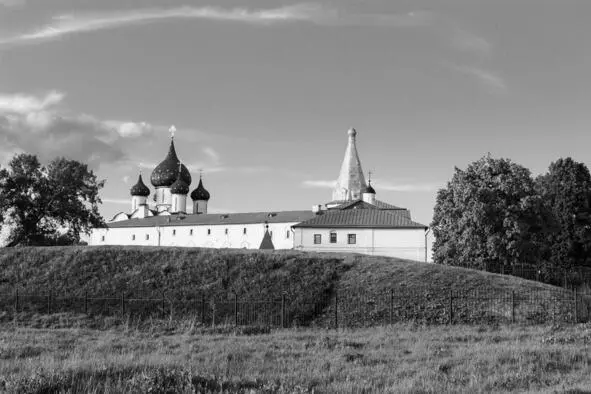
[292,224,428,229]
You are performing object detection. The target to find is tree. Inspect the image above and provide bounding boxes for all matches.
[432,155,545,271]
[535,158,591,276]
[0,153,105,246]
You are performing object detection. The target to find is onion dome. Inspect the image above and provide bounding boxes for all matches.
[191,177,210,201]
[130,174,150,197]
[170,168,190,195]
[364,180,376,195]
[150,139,192,187]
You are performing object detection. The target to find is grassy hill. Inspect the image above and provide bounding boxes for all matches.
[0,246,582,326]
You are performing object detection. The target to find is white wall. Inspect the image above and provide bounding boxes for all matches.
[293,227,428,261]
[90,222,298,250]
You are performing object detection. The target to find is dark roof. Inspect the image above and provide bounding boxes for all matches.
[130,174,150,197]
[150,139,192,188]
[106,210,317,228]
[170,172,190,195]
[327,199,406,211]
[259,230,275,250]
[293,210,427,229]
[363,182,376,194]
[190,178,210,201]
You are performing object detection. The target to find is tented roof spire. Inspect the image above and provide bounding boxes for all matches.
[332,128,367,201]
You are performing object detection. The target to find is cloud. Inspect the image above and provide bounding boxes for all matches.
[301,179,438,192]
[302,180,336,188]
[0,5,432,47]
[0,90,157,169]
[373,180,440,192]
[103,120,153,138]
[451,28,492,58]
[0,0,25,7]
[0,91,64,114]
[202,147,220,164]
[101,197,130,205]
[451,64,508,95]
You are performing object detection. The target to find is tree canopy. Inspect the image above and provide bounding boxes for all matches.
[0,154,105,246]
[536,158,591,274]
[432,155,545,271]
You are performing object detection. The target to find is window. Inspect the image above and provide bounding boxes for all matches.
[190,229,193,236]
[314,234,322,244]
[172,229,176,236]
[225,228,229,235]
[101,235,105,242]
[132,234,136,241]
[286,231,290,239]
[348,234,356,245]
[243,228,247,235]
[207,229,211,235]
[146,234,150,240]
[330,232,337,244]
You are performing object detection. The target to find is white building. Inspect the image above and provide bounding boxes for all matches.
[91,127,429,261]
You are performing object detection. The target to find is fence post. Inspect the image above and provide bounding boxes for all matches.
[281,293,286,329]
[201,293,205,324]
[574,288,578,323]
[511,291,515,324]
[334,290,338,330]
[47,291,51,315]
[448,290,453,324]
[390,289,394,325]
[121,293,125,315]
[84,291,88,315]
[212,301,216,327]
[234,293,238,327]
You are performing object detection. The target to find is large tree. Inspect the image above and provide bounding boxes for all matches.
[432,155,545,272]
[0,154,105,246]
[535,158,591,275]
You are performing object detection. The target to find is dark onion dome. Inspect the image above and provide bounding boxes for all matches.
[150,139,192,187]
[363,181,376,194]
[170,171,190,195]
[130,174,150,197]
[191,178,210,201]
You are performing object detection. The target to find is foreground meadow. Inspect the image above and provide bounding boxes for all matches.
[0,320,590,393]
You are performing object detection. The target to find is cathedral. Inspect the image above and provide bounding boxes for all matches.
[91,128,429,261]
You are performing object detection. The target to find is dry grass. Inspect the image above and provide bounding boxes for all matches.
[0,322,590,393]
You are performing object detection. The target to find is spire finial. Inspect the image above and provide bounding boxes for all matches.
[368,170,372,184]
[169,125,176,139]
[199,169,203,180]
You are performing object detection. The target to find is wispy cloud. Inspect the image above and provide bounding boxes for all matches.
[301,179,438,192]
[451,28,492,58]
[0,0,25,8]
[101,197,129,205]
[202,147,220,164]
[302,180,336,189]
[0,5,432,47]
[451,64,508,95]
[374,180,441,192]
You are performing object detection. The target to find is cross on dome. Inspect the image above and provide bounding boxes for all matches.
[169,125,176,139]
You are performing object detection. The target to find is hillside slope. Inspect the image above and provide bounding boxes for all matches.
[0,246,578,326]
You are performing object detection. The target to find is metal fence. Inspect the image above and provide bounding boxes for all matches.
[2,286,590,328]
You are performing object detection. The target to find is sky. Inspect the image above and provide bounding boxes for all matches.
[0,0,590,227]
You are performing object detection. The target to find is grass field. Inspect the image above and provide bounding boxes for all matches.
[1,321,590,393]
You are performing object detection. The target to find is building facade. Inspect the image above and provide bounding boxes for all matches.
[90,127,429,261]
